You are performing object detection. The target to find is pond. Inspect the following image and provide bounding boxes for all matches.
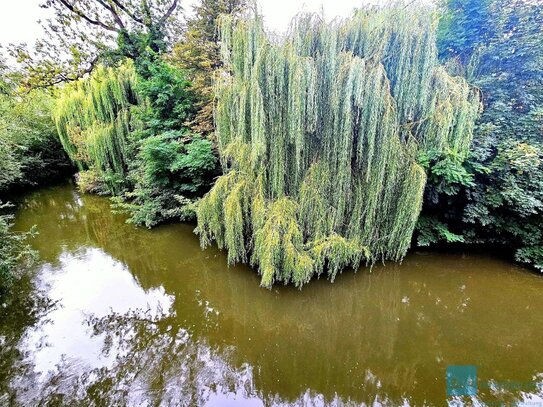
[1,183,543,406]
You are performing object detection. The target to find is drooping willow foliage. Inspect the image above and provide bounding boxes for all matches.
[197,4,481,288]
[53,62,140,191]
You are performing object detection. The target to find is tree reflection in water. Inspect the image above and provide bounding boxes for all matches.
[15,303,372,406]
[4,184,543,406]
[0,276,57,406]
[12,302,543,407]
[15,307,252,406]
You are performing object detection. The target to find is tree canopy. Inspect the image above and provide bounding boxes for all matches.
[170,0,248,134]
[10,0,182,89]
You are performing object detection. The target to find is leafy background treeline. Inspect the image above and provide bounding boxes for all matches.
[422,0,543,270]
[0,0,542,294]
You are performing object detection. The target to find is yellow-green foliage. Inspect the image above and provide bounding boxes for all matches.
[53,62,140,185]
[197,4,481,288]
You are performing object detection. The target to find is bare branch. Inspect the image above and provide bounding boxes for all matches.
[108,0,145,25]
[96,0,126,30]
[159,0,178,25]
[23,55,99,91]
[57,0,119,32]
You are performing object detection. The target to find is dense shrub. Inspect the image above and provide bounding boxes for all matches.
[54,59,217,227]
[419,0,543,269]
[0,88,71,193]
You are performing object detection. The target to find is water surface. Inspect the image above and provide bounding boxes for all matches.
[2,184,543,406]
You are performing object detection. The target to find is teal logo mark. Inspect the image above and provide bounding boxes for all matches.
[446,365,477,397]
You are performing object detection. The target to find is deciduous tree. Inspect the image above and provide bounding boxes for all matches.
[10,0,182,89]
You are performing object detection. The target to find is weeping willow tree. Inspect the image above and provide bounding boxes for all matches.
[196,4,481,288]
[53,62,140,193]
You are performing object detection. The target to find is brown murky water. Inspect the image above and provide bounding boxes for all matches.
[1,183,543,406]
